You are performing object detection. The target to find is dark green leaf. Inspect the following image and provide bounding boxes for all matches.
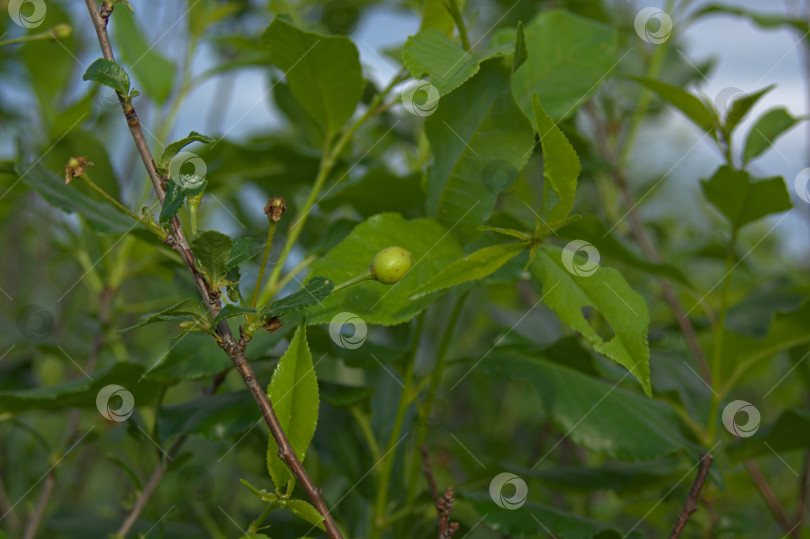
[82,58,131,95]
[700,165,792,230]
[319,382,372,408]
[192,230,234,288]
[157,390,262,443]
[119,298,207,333]
[159,131,215,169]
[723,84,774,134]
[263,277,335,320]
[159,178,207,224]
[213,304,257,324]
[727,409,810,461]
[227,237,267,269]
[482,352,690,459]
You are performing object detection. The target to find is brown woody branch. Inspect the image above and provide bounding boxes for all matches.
[670,450,713,538]
[745,460,800,538]
[420,446,458,538]
[82,2,342,537]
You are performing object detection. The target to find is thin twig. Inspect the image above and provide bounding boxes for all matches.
[420,446,458,538]
[670,450,713,538]
[82,2,342,537]
[745,460,799,538]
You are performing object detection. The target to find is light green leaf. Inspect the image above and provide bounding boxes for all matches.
[530,245,651,396]
[285,499,325,530]
[482,351,690,459]
[20,162,132,234]
[511,10,618,123]
[266,319,320,489]
[743,107,803,164]
[263,277,335,320]
[402,28,513,96]
[513,21,527,71]
[82,58,131,95]
[410,242,524,299]
[419,0,461,37]
[533,94,581,226]
[425,60,533,241]
[227,237,267,269]
[628,77,716,132]
[159,131,215,170]
[112,7,175,104]
[157,390,262,443]
[722,84,774,134]
[262,18,364,136]
[700,165,792,230]
[304,213,463,326]
[119,298,208,333]
[192,230,234,289]
[465,492,624,538]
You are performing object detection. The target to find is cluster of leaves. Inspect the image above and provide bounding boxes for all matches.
[1,1,809,538]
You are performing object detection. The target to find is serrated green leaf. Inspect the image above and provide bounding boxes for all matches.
[700,165,792,230]
[530,245,651,396]
[213,304,257,324]
[159,131,215,170]
[266,319,320,489]
[285,499,325,530]
[743,107,803,164]
[118,298,207,333]
[425,61,533,241]
[533,94,581,227]
[192,230,234,289]
[627,77,716,132]
[722,84,774,134]
[157,390,262,443]
[159,178,207,224]
[304,213,463,326]
[19,162,133,234]
[227,237,267,269]
[263,277,334,320]
[82,58,131,95]
[262,18,363,136]
[401,28,513,96]
[482,352,690,459]
[512,10,618,123]
[410,242,524,299]
[112,7,175,104]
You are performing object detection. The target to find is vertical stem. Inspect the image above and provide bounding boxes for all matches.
[447,0,471,51]
[371,313,425,538]
[251,220,277,307]
[707,229,737,442]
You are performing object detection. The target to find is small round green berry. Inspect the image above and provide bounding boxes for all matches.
[370,246,412,284]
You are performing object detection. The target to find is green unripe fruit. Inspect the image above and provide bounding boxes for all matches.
[370,246,412,284]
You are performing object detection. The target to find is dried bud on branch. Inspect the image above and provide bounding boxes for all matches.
[264,197,287,223]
